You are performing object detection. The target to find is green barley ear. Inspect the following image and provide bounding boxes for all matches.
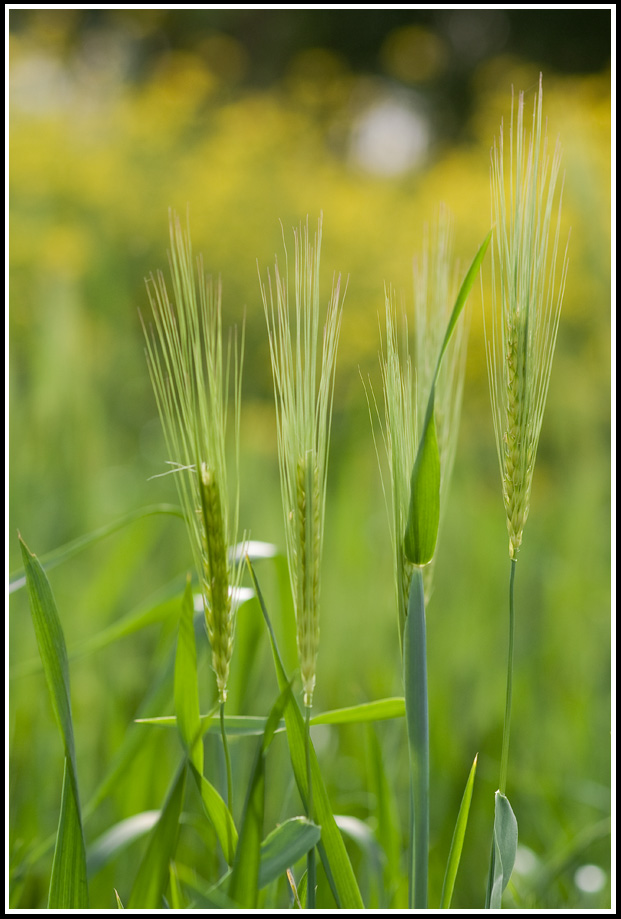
[141,209,245,703]
[484,73,570,559]
[375,209,486,641]
[259,214,344,708]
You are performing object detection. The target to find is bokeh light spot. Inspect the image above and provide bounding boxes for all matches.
[349,94,430,176]
[574,864,607,894]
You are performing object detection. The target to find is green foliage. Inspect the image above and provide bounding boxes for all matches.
[440,754,478,909]
[489,792,519,909]
[19,536,89,909]
[9,27,610,910]
[404,230,491,566]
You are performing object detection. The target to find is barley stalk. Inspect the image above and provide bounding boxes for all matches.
[483,74,569,908]
[375,207,468,639]
[142,209,245,705]
[259,214,344,710]
[485,73,569,560]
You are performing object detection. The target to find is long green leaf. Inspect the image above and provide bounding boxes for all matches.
[404,405,441,565]
[247,559,364,909]
[87,811,160,875]
[312,697,405,726]
[440,753,478,909]
[10,505,184,593]
[174,577,203,773]
[489,791,518,909]
[366,726,403,908]
[437,229,492,366]
[191,765,238,866]
[403,567,429,908]
[48,761,89,909]
[137,697,406,734]
[206,816,321,896]
[404,230,491,566]
[228,683,292,907]
[10,577,186,681]
[19,534,89,909]
[127,762,187,908]
[259,818,321,889]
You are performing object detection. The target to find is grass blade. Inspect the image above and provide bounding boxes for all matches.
[311,697,405,725]
[437,229,492,366]
[168,862,185,909]
[174,577,204,773]
[404,405,441,565]
[247,558,364,909]
[366,726,403,908]
[489,791,518,909]
[48,761,89,909]
[440,753,478,909]
[228,683,292,907]
[191,765,238,867]
[127,762,187,908]
[19,534,89,909]
[259,818,321,889]
[137,697,406,734]
[10,577,187,682]
[87,811,160,875]
[10,505,184,593]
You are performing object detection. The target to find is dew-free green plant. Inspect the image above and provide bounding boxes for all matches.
[259,214,344,711]
[259,214,344,906]
[377,207,469,644]
[11,79,598,915]
[483,73,569,908]
[142,209,245,810]
[376,211,491,908]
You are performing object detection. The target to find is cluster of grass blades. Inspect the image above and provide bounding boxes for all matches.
[11,74,605,912]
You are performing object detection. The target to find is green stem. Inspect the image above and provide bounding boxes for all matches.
[305,702,316,909]
[404,568,429,909]
[220,701,233,817]
[499,558,516,796]
[485,557,517,907]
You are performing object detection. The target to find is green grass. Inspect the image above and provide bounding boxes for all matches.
[9,51,610,911]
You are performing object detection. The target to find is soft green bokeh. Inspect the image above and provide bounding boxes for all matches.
[9,11,610,909]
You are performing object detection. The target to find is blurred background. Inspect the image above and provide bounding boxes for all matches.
[9,8,611,909]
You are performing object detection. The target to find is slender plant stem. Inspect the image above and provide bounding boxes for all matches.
[220,701,233,817]
[499,558,517,796]
[305,702,316,909]
[485,557,517,906]
[404,569,429,909]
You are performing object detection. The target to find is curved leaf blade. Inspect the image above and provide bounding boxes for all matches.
[11,505,184,593]
[127,762,187,909]
[404,230,491,566]
[228,683,291,907]
[174,577,203,773]
[440,753,478,909]
[19,535,89,909]
[404,406,440,565]
[311,697,405,726]
[490,791,518,909]
[437,229,492,366]
[191,766,238,866]
[259,818,321,889]
[247,558,364,909]
[87,811,160,876]
[136,697,406,735]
